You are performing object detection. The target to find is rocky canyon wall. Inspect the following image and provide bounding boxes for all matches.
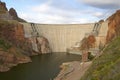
[107,10,120,42]
[0,1,51,72]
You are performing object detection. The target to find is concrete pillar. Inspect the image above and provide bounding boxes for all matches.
[82,50,88,62]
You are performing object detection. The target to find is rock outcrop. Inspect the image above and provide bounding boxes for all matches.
[0,1,51,72]
[106,10,120,42]
[9,8,18,19]
[0,1,7,11]
[29,36,51,54]
[80,10,120,80]
[0,20,32,72]
[36,37,51,54]
[80,35,96,50]
[0,47,31,72]
[0,20,33,55]
[0,1,26,22]
[9,8,26,22]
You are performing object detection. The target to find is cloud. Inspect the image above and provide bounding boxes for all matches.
[18,0,114,24]
[93,12,104,18]
[80,0,120,9]
[18,1,95,24]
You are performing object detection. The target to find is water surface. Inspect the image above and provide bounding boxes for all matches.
[0,53,81,80]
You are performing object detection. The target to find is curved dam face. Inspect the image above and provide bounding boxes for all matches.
[22,21,108,52]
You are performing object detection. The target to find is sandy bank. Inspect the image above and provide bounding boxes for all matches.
[54,61,92,80]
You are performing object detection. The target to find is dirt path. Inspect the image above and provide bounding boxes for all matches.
[54,61,92,80]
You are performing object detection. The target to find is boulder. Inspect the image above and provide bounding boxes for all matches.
[36,37,51,54]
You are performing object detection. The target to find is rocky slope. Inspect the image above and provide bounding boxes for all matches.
[0,1,7,11]
[0,20,33,55]
[0,20,51,72]
[9,8,26,22]
[0,1,26,22]
[106,10,120,42]
[0,20,32,72]
[0,1,51,72]
[81,10,120,80]
[81,36,120,80]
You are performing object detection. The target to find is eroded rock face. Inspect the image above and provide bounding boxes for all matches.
[0,20,33,71]
[0,47,31,72]
[0,20,32,55]
[0,1,51,72]
[0,1,26,22]
[106,10,120,42]
[37,37,51,54]
[80,35,96,50]
[0,1,12,20]
[0,2,12,20]
[29,36,51,54]
[9,8,18,20]
[8,8,26,22]
[0,1,7,11]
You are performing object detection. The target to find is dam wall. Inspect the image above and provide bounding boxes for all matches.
[22,21,108,52]
[95,21,108,47]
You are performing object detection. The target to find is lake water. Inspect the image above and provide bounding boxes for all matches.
[0,53,81,80]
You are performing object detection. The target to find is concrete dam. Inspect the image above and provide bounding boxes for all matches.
[22,21,108,52]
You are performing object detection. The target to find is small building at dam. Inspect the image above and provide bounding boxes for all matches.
[21,21,108,53]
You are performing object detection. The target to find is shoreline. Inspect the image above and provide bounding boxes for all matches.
[54,61,92,80]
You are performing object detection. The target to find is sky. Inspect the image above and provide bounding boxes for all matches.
[2,0,120,24]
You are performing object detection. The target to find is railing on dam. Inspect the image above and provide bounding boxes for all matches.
[21,21,108,53]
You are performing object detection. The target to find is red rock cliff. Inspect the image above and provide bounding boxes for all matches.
[0,1,51,72]
[106,10,120,42]
[0,20,33,55]
[0,20,32,72]
[80,35,96,50]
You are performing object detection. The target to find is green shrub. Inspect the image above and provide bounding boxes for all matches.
[0,38,11,51]
[88,52,94,60]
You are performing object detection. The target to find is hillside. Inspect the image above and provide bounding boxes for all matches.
[81,36,120,80]
[0,1,51,72]
[0,20,32,72]
[106,10,120,42]
[0,1,26,22]
[81,10,120,80]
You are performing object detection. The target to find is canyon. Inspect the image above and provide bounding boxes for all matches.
[1,1,120,80]
[0,1,51,72]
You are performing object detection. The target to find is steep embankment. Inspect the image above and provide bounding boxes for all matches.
[81,37,120,80]
[0,20,31,72]
[0,1,51,72]
[81,10,120,80]
[106,10,120,42]
[0,1,32,72]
